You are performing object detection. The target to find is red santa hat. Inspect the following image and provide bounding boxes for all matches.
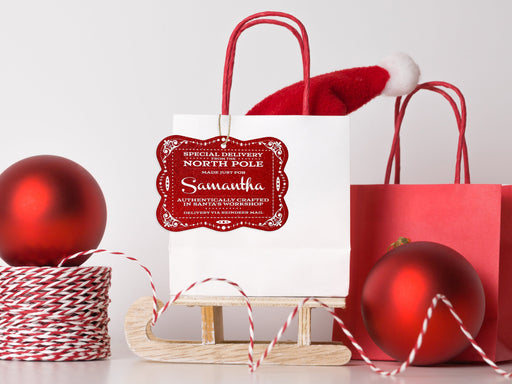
[247,52,420,115]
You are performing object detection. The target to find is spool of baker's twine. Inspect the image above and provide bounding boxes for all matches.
[0,265,111,361]
[2,248,511,378]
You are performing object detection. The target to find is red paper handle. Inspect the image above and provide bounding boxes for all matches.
[384,81,470,184]
[221,11,311,115]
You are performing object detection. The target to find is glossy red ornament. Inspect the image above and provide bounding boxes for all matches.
[361,240,485,365]
[0,155,107,267]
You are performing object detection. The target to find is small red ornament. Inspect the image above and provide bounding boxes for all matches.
[361,239,485,365]
[0,155,107,267]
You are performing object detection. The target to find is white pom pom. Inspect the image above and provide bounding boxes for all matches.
[379,53,420,96]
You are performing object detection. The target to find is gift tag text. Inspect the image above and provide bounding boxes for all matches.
[157,136,288,231]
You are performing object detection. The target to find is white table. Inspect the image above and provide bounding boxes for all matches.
[1,342,511,384]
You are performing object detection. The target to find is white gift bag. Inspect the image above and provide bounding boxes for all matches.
[158,12,351,297]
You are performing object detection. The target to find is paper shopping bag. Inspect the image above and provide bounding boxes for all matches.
[333,82,512,362]
[157,12,351,297]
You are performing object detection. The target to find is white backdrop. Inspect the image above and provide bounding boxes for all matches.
[1,0,511,356]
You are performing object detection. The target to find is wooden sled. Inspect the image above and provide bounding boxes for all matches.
[125,295,351,366]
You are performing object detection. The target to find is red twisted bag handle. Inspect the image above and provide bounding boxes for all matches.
[222,11,311,115]
[385,81,470,184]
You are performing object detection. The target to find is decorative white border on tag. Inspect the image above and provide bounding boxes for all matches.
[157,136,289,232]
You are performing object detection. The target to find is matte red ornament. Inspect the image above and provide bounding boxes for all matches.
[0,155,107,267]
[361,240,485,365]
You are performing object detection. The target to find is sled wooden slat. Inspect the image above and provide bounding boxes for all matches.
[125,296,351,366]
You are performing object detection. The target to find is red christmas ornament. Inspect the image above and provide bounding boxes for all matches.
[361,239,485,365]
[0,155,107,267]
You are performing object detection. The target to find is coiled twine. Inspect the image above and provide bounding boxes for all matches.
[0,266,111,361]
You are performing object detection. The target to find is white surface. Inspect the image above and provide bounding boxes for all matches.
[0,0,512,365]
[169,115,350,296]
[0,343,511,384]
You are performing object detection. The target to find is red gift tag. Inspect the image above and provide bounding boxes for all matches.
[157,135,289,231]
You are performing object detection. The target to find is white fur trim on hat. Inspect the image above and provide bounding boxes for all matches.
[379,53,420,96]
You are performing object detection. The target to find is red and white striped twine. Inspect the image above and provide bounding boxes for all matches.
[0,264,111,361]
[5,248,512,378]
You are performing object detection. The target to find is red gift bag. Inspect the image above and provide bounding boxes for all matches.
[333,81,512,362]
